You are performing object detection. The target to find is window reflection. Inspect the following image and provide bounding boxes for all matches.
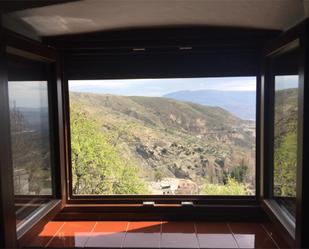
[274,75,298,217]
[9,81,51,196]
[8,54,53,228]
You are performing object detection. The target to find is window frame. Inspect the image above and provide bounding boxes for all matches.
[261,20,308,247]
[63,68,261,205]
[0,28,64,245]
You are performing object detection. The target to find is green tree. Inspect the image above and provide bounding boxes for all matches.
[202,177,248,195]
[70,103,148,195]
[274,131,297,197]
[230,159,248,183]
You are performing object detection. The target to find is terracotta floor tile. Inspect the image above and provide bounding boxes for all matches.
[47,221,96,248]
[196,222,238,248]
[196,222,231,234]
[162,221,195,233]
[229,222,278,249]
[94,221,128,233]
[123,233,160,248]
[26,221,64,248]
[122,222,161,248]
[197,233,238,248]
[85,232,125,248]
[262,222,290,249]
[161,233,199,249]
[26,220,285,249]
[127,221,161,233]
[161,222,198,248]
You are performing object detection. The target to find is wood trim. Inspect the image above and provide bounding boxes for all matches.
[261,200,295,248]
[4,28,57,61]
[66,196,258,205]
[55,204,266,222]
[0,28,64,247]
[261,18,309,248]
[295,18,309,249]
[44,26,280,51]
[18,200,62,248]
[0,26,18,249]
[55,55,68,206]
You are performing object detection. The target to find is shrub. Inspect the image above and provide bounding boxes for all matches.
[202,177,248,195]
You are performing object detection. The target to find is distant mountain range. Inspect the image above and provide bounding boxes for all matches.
[163,90,256,120]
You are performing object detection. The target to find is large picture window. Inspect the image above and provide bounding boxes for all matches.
[68,77,256,196]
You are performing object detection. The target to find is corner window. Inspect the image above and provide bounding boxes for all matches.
[269,42,300,221]
[68,77,256,196]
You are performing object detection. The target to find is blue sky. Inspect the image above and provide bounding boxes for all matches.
[69,77,257,97]
[7,76,299,108]
[69,76,298,97]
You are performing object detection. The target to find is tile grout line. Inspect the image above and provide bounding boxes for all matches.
[193,222,201,249]
[260,223,280,249]
[227,223,240,249]
[83,221,98,247]
[121,221,130,248]
[45,222,66,248]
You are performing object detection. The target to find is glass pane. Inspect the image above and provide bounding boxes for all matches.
[274,75,298,217]
[271,43,299,219]
[69,77,256,196]
[8,55,53,227]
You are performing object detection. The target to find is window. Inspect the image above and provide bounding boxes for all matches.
[68,77,256,196]
[269,42,300,220]
[8,54,54,228]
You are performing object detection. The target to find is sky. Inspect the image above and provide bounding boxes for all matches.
[7,76,299,108]
[275,75,299,90]
[8,81,49,108]
[69,77,257,97]
[69,76,299,97]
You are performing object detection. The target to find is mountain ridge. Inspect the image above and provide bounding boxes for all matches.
[163,89,256,120]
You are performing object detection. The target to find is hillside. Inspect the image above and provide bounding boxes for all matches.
[70,92,256,195]
[274,88,298,197]
[164,90,256,120]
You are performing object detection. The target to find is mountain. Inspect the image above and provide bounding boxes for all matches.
[70,92,256,195]
[163,90,256,120]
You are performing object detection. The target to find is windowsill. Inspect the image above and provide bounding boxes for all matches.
[17,199,61,239]
[262,199,295,240]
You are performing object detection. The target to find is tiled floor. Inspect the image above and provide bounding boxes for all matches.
[26,221,288,248]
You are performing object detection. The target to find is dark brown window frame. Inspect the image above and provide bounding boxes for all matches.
[260,19,309,248]
[0,28,64,247]
[50,26,275,208]
[62,59,261,206]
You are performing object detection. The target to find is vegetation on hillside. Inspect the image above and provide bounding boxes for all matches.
[69,92,256,195]
[10,106,51,195]
[203,177,249,195]
[274,88,298,197]
[70,103,148,195]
